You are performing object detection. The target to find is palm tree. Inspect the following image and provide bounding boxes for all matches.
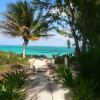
[0,0,50,58]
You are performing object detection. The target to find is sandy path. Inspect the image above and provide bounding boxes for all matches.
[25,71,68,100]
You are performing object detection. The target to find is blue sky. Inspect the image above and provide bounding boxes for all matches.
[0,0,69,47]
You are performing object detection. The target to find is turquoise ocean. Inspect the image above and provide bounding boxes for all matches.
[0,45,75,57]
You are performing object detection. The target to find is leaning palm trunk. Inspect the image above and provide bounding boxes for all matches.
[22,36,29,58]
[23,44,26,58]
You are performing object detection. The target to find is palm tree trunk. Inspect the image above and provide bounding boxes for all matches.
[23,44,26,58]
[22,34,29,58]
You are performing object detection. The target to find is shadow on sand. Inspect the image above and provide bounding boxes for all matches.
[25,70,60,100]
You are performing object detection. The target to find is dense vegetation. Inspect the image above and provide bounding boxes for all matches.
[47,0,100,99]
[0,51,27,79]
[0,51,28,100]
[0,51,27,65]
[0,0,100,100]
[0,70,28,100]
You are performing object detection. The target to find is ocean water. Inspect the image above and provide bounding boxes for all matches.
[0,45,75,57]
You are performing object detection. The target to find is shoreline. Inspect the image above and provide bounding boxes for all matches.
[0,45,68,48]
[0,50,74,58]
[0,45,75,57]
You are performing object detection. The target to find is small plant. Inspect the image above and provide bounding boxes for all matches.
[4,70,28,89]
[0,70,28,100]
[56,64,73,87]
[0,83,23,100]
[73,78,97,100]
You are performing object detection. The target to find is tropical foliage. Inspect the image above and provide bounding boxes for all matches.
[0,0,100,99]
[0,51,27,66]
[44,0,100,99]
[55,64,97,100]
[56,64,73,87]
[73,78,97,100]
[0,70,28,100]
[43,0,100,54]
[0,0,51,58]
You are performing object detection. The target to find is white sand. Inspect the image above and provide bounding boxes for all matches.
[25,72,70,100]
[28,58,52,71]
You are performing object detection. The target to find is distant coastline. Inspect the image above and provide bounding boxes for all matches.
[0,44,75,47]
[0,45,75,57]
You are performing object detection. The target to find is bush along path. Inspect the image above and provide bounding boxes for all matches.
[25,70,69,100]
[0,70,28,100]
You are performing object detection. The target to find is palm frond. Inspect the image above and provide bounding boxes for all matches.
[0,0,54,41]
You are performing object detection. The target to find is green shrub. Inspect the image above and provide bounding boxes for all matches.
[69,56,77,65]
[0,51,27,66]
[55,56,65,64]
[0,83,23,100]
[78,47,100,91]
[4,70,28,89]
[56,64,73,87]
[10,64,23,71]
[73,78,97,100]
[0,70,28,100]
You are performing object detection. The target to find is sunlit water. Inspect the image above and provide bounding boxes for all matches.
[0,45,75,57]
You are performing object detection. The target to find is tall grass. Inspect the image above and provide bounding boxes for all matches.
[0,51,27,66]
